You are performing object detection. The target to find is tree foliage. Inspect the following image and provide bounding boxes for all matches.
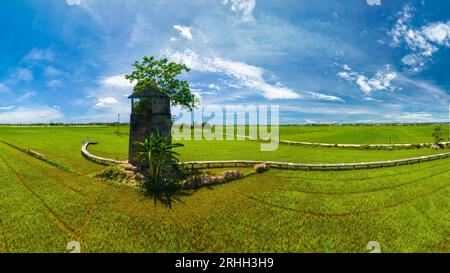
[125,56,196,110]
[432,125,444,145]
[134,130,184,183]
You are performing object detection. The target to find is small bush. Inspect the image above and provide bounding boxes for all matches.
[95,166,130,184]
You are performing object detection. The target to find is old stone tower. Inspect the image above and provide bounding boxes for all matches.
[128,88,172,165]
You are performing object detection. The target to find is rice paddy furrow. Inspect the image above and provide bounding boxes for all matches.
[282,166,450,195]
[0,152,79,241]
[243,183,450,218]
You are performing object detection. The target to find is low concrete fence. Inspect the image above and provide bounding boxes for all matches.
[81,142,127,165]
[82,142,450,171]
[233,134,450,149]
[181,152,450,171]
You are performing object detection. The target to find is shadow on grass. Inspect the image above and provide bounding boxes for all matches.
[143,180,192,208]
[141,168,255,207]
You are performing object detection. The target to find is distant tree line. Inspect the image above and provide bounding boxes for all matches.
[285,123,450,127]
[1,122,448,127]
[0,122,130,126]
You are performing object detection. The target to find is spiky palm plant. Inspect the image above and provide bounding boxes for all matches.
[135,130,184,183]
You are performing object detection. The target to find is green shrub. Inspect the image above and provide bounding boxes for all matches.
[95,166,129,184]
[432,125,444,144]
[135,130,184,184]
[360,144,371,150]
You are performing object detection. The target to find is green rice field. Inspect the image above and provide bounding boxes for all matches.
[279,125,450,144]
[0,125,448,253]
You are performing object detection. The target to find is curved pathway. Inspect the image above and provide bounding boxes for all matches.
[234,134,450,149]
[81,142,450,171]
[81,142,127,165]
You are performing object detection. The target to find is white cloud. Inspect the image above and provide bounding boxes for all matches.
[355,75,372,94]
[342,64,352,71]
[401,54,423,67]
[66,0,82,6]
[395,112,435,122]
[283,105,379,116]
[0,83,10,93]
[422,22,450,45]
[100,75,134,89]
[337,71,352,81]
[366,0,381,6]
[18,91,37,101]
[395,74,450,102]
[208,83,221,90]
[167,50,300,99]
[389,5,414,47]
[13,68,33,81]
[308,91,344,102]
[96,97,118,107]
[389,5,450,71]
[44,66,60,77]
[126,14,156,48]
[222,0,256,22]
[0,105,14,111]
[0,107,62,124]
[404,29,437,56]
[23,48,54,62]
[46,80,62,87]
[248,81,300,99]
[80,74,134,121]
[337,65,397,95]
[173,25,193,40]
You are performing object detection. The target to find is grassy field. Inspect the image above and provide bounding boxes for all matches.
[0,126,448,173]
[279,125,450,144]
[198,124,450,144]
[0,125,448,253]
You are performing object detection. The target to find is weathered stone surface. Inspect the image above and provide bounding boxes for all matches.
[124,163,138,172]
[128,89,172,165]
[254,163,270,173]
[182,170,244,189]
[28,150,44,158]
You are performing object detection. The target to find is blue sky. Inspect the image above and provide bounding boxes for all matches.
[0,0,449,124]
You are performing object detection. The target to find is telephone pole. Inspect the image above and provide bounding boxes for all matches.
[117,114,120,136]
